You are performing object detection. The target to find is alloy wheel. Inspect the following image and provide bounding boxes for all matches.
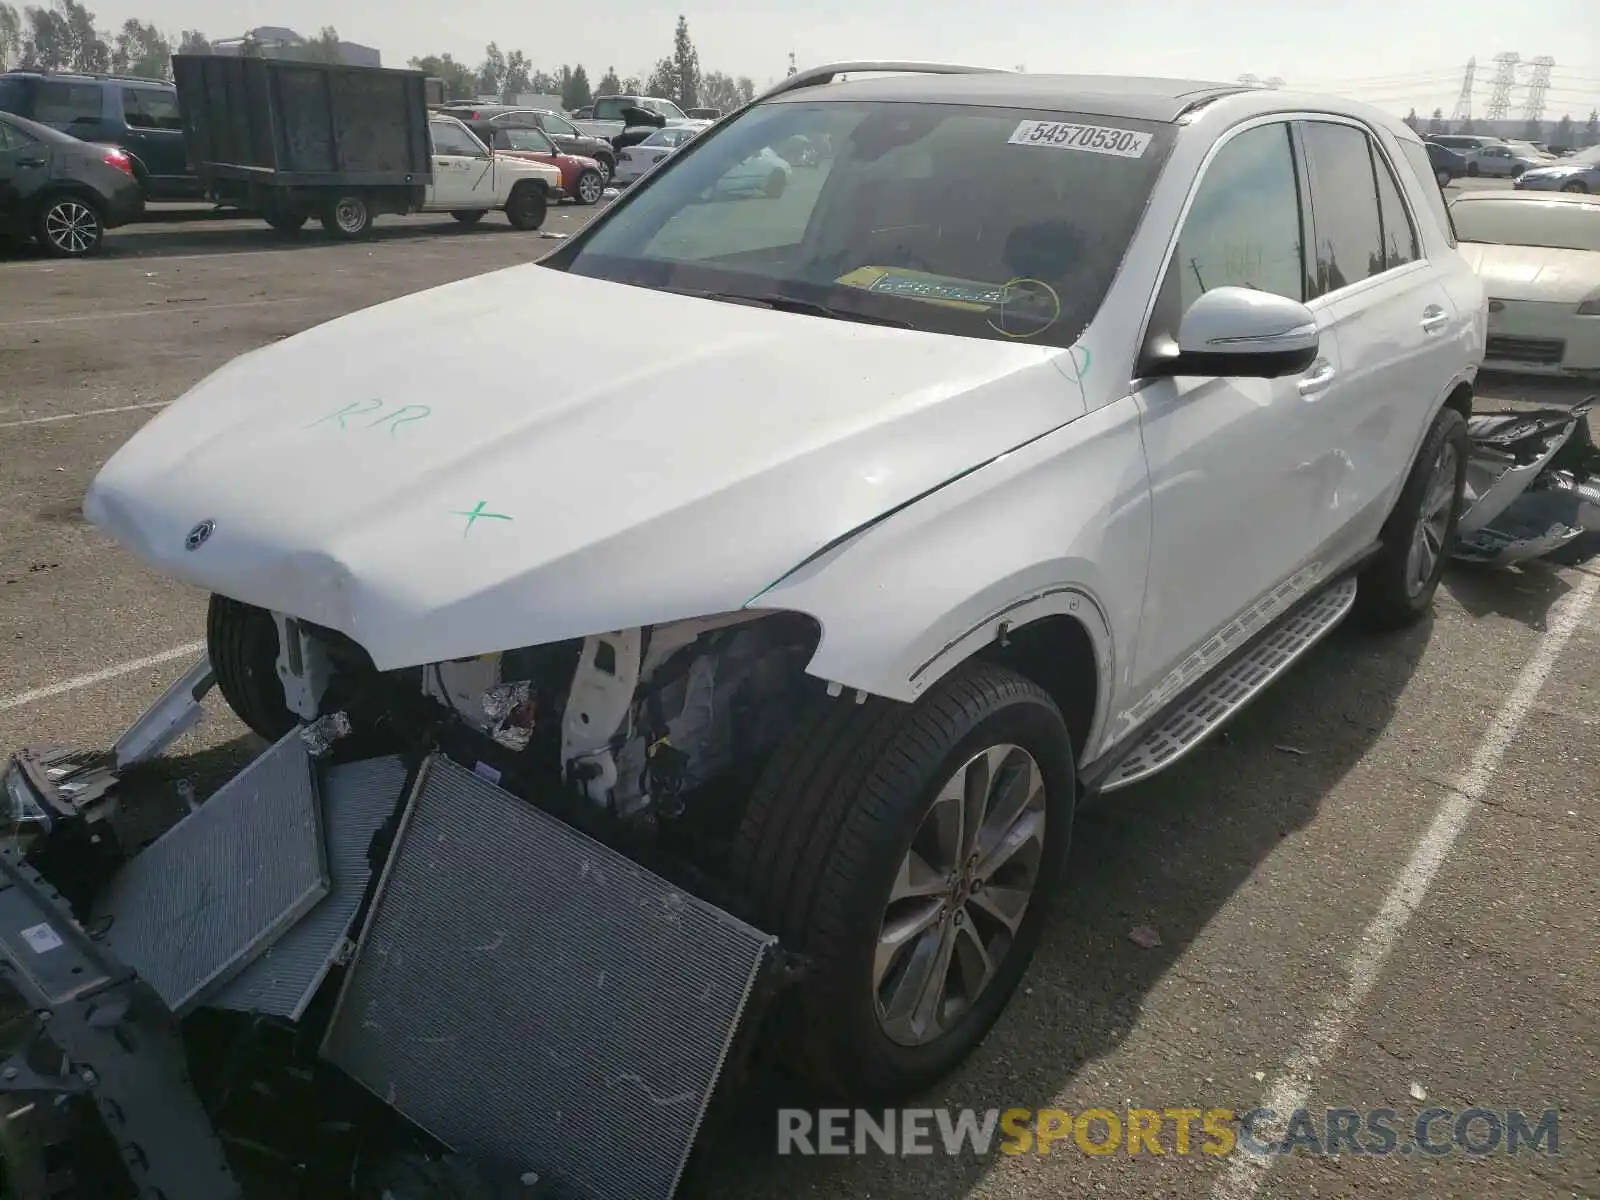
[1407,439,1459,595]
[578,171,603,204]
[874,744,1047,1047]
[44,201,99,255]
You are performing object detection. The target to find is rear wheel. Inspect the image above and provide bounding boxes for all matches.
[732,661,1074,1098]
[1466,161,1480,177]
[1355,406,1469,630]
[451,209,487,225]
[1561,180,1589,193]
[207,594,296,742]
[36,194,104,257]
[574,168,605,205]
[504,183,547,231]
[320,193,373,239]
[594,154,615,184]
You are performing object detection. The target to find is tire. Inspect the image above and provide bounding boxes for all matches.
[320,193,373,239]
[1466,161,1480,177]
[36,193,104,257]
[451,209,487,225]
[207,594,297,742]
[1561,180,1589,193]
[504,183,547,231]
[731,660,1075,1099]
[594,154,615,184]
[764,169,787,199]
[574,168,605,205]
[1436,169,1452,188]
[264,211,307,233]
[1354,406,1469,630]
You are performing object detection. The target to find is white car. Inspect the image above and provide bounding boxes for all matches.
[82,65,1484,1103]
[611,125,701,187]
[1452,190,1600,377]
[421,114,563,229]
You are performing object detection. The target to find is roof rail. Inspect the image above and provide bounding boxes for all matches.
[756,61,1007,103]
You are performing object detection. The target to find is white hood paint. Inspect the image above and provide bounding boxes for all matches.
[1458,241,1600,303]
[86,266,1083,669]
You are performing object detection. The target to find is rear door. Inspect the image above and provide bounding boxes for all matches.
[0,119,52,233]
[1293,118,1465,559]
[29,79,107,142]
[118,86,189,196]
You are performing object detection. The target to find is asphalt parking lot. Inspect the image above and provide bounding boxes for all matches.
[1,188,1597,1200]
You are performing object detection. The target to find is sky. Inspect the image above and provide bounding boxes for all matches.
[104,0,1600,120]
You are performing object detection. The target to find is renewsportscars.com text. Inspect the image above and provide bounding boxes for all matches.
[777,1107,1560,1158]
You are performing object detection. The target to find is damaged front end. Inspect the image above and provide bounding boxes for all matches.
[0,610,823,1198]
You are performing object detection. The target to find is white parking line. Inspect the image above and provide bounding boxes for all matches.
[0,642,206,713]
[0,401,168,430]
[1210,568,1600,1200]
[0,299,286,329]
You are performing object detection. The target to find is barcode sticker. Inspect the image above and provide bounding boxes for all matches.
[20,923,63,954]
[1008,120,1152,158]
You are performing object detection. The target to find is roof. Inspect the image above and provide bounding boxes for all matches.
[1,68,172,87]
[767,72,1251,122]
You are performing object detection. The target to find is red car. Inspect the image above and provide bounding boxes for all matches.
[471,124,608,205]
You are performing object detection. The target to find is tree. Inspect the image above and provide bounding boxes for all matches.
[786,52,796,77]
[1428,108,1445,134]
[643,55,675,100]
[1403,107,1419,131]
[620,74,640,94]
[596,65,620,97]
[290,25,343,64]
[408,53,475,100]
[1522,116,1543,140]
[670,14,700,107]
[0,3,21,69]
[736,75,754,103]
[476,41,506,97]
[502,49,532,99]
[176,29,208,54]
[1588,109,1599,147]
[699,71,744,112]
[1555,114,1573,146]
[21,0,108,72]
[561,64,591,109]
[112,17,169,76]
[1459,116,1476,134]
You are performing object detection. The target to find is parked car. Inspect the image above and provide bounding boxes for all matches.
[574,93,695,141]
[1425,140,1468,186]
[0,109,144,256]
[711,145,792,198]
[1450,190,1600,377]
[685,106,722,120]
[1514,143,1599,193]
[83,66,1484,1106]
[434,103,617,182]
[610,124,700,186]
[423,116,564,228]
[475,123,607,205]
[0,69,200,200]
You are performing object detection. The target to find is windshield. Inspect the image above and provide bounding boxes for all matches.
[546,99,1175,348]
[1505,141,1545,157]
[1568,145,1600,166]
[1451,197,1600,252]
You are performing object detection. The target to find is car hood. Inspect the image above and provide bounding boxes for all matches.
[1458,241,1600,303]
[85,266,1082,670]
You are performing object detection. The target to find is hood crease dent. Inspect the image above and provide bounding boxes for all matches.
[86,266,1086,670]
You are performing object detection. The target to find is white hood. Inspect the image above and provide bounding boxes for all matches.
[1459,241,1600,303]
[86,266,1082,669]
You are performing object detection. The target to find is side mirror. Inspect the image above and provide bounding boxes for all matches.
[1146,287,1319,380]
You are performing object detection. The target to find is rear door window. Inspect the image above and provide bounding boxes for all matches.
[122,87,183,130]
[32,81,101,126]
[1299,121,1387,296]
[0,78,30,118]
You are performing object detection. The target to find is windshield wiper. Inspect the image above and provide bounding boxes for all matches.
[662,287,915,328]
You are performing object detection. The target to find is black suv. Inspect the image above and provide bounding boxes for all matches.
[432,103,617,181]
[0,70,201,200]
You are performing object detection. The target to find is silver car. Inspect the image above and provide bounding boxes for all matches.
[1515,143,1599,194]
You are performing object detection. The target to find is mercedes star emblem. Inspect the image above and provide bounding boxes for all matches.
[185,519,215,551]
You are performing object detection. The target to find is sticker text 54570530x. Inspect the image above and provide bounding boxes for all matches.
[1008,120,1152,158]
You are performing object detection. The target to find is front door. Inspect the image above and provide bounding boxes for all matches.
[1124,119,1344,721]
[1293,119,1466,560]
[427,120,495,209]
[118,86,191,197]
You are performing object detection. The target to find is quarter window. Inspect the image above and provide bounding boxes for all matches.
[122,87,182,131]
[1300,121,1386,296]
[1174,122,1305,311]
[1397,139,1457,247]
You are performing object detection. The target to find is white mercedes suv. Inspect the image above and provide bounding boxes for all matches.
[84,63,1486,1100]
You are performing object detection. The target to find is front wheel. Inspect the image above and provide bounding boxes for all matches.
[504,183,547,231]
[1354,406,1469,629]
[574,168,605,205]
[207,595,297,742]
[732,661,1074,1099]
[1465,161,1480,177]
[320,193,373,239]
[37,194,104,257]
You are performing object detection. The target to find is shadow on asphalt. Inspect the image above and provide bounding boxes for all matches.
[687,604,1449,1198]
[1443,557,1586,630]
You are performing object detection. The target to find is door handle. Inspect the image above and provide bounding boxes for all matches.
[1420,306,1449,333]
[1297,359,1337,397]
[16,157,45,168]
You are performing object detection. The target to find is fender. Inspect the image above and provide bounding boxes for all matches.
[750,395,1152,758]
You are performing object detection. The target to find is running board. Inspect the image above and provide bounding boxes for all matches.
[1098,577,1359,792]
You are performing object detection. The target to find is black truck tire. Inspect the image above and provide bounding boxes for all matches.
[320,193,374,239]
[1355,406,1469,629]
[207,594,297,742]
[731,661,1075,1099]
[504,183,547,231]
